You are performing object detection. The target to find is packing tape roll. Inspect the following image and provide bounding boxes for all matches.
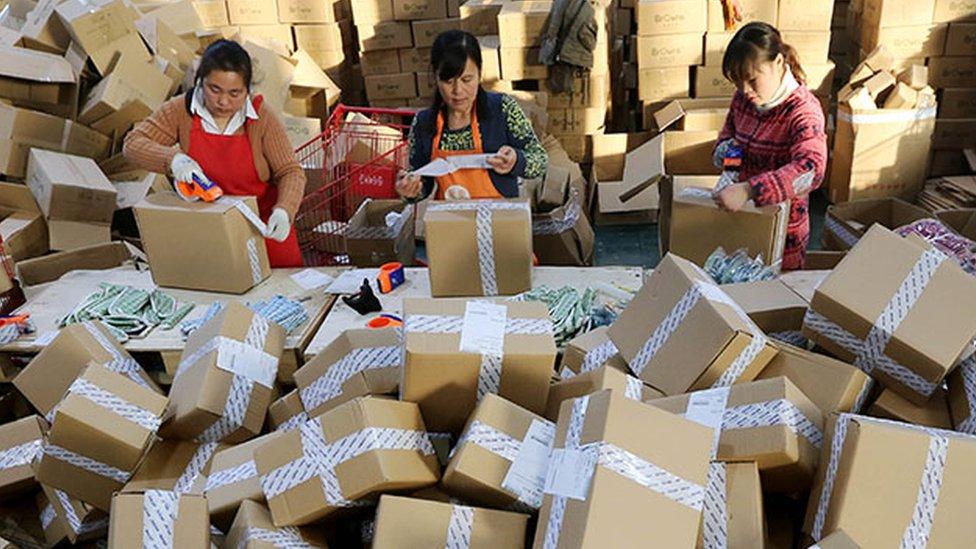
[0,439,42,470]
[242,527,313,548]
[445,504,475,549]
[142,490,180,549]
[204,459,257,493]
[81,321,150,388]
[172,442,221,496]
[701,462,728,549]
[299,345,400,413]
[956,355,976,435]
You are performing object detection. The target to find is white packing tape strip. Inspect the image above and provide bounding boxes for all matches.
[260,418,435,506]
[428,201,531,296]
[0,439,42,470]
[43,444,130,483]
[299,345,400,413]
[900,433,949,549]
[240,527,313,549]
[175,337,278,386]
[142,490,180,549]
[53,488,108,536]
[82,321,150,388]
[679,187,716,200]
[445,504,475,549]
[40,503,56,531]
[229,198,270,237]
[277,411,309,432]
[173,442,221,495]
[769,331,808,348]
[451,420,521,462]
[803,310,939,398]
[823,215,860,248]
[196,374,254,443]
[721,398,824,449]
[624,375,643,401]
[580,340,619,375]
[837,105,937,125]
[701,462,728,549]
[67,377,162,431]
[205,459,257,493]
[532,190,582,236]
[956,355,976,435]
[851,377,875,415]
[246,237,264,286]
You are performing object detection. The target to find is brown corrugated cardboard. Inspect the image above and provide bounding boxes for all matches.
[345,199,416,267]
[193,0,230,26]
[926,56,976,88]
[594,134,662,215]
[253,397,439,526]
[867,387,953,429]
[0,415,44,497]
[399,46,431,73]
[546,364,662,420]
[499,47,545,80]
[425,199,532,297]
[351,0,393,23]
[38,485,109,545]
[815,529,861,549]
[557,325,628,380]
[934,0,976,22]
[294,327,400,419]
[703,31,733,66]
[13,321,158,417]
[757,343,873,415]
[204,432,282,529]
[402,298,556,434]
[533,183,594,267]
[123,440,223,495]
[781,30,830,64]
[723,280,808,335]
[364,72,417,100]
[442,394,555,509]
[0,44,77,117]
[0,182,46,261]
[694,64,737,98]
[225,500,329,548]
[608,253,778,396]
[55,0,152,74]
[25,149,116,251]
[635,0,706,35]
[133,192,271,293]
[375,495,528,547]
[108,491,209,548]
[534,389,713,548]
[278,0,336,23]
[162,301,284,443]
[803,413,976,545]
[802,225,976,404]
[267,388,305,431]
[459,0,503,36]
[357,20,413,51]
[15,241,136,286]
[294,23,344,57]
[225,0,278,24]
[860,24,948,60]
[664,130,723,175]
[361,49,402,76]
[638,66,691,102]
[35,364,167,511]
[411,17,460,49]
[937,208,976,241]
[898,65,929,90]
[707,0,777,30]
[860,0,935,27]
[637,32,703,68]
[822,198,931,251]
[78,57,172,126]
[393,0,447,21]
[280,114,321,148]
[497,0,551,47]
[650,377,824,492]
[697,462,764,549]
[933,118,976,150]
[777,0,833,31]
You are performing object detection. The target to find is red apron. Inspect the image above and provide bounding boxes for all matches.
[188,95,303,267]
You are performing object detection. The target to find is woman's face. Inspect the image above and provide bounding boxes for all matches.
[738,54,785,106]
[437,58,480,115]
[202,70,248,118]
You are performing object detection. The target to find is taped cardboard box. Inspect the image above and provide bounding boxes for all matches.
[402,298,556,434]
[547,364,662,421]
[636,32,703,69]
[38,485,109,545]
[936,208,976,241]
[0,45,77,118]
[802,226,976,404]
[374,495,529,548]
[635,0,706,35]
[26,149,116,251]
[723,279,808,335]
[533,189,595,266]
[253,397,440,526]
[867,387,953,429]
[650,377,824,493]
[442,394,555,510]
[78,58,172,126]
[162,301,284,443]
[497,0,551,47]
[459,0,503,36]
[13,321,158,417]
[35,363,168,510]
[0,415,44,497]
[803,413,976,546]
[267,388,306,432]
[123,440,223,496]
[757,343,873,416]
[55,0,152,75]
[696,461,764,549]
[134,192,271,293]
[425,199,532,297]
[822,197,931,251]
[534,389,713,548]
[108,491,209,548]
[0,182,46,261]
[294,327,400,419]
[558,325,628,379]
[345,198,415,267]
[204,431,282,530]
[226,500,329,548]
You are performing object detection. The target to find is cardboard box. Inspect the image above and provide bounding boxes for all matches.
[707,0,777,30]
[280,114,321,149]
[609,254,778,395]
[38,485,109,545]
[277,0,335,23]
[345,199,415,266]
[651,377,824,492]
[13,321,158,417]
[204,432,281,529]
[593,132,663,214]
[546,106,606,135]
[0,103,105,179]
[803,413,976,545]
[374,495,529,547]
[802,225,976,404]
[294,22,343,54]
[813,529,860,549]
[948,356,976,434]
[934,0,976,22]
[698,462,764,549]
[757,344,874,415]
[694,64,737,98]
[780,30,830,64]
[78,58,172,125]
[934,118,976,150]
[361,49,402,76]
[499,47,546,80]
[533,188,595,266]
[351,0,393,24]
[225,500,329,548]
[459,0,503,36]
[480,35,501,81]
[497,0,552,48]
[425,200,532,297]
[364,72,417,100]
[927,56,976,88]
[442,393,555,509]
[294,327,400,418]
[236,24,295,53]
[36,364,167,510]
[18,0,73,54]
[393,0,447,21]
[635,0,707,35]
[401,298,556,433]
[828,103,936,204]
[822,198,931,251]
[133,192,271,293]
[267,388,306,431]
[558,325,628,379]
[399,46,431,73]
[193,0,230,27]
[16,241,137,286]
[723,279,808,335]
[55,0,151,74]
[253,397,439,526]
[123,440,222,495]
[108,491,209,548]
[0,44,77,117]
[937,208,976,241]
[534,389,713,548]
[664,130,723,175]
[638,66,691,101]
[868,387,953,429]
[882,82,919,109]
[162,301,284,443]
[0,182,47,261]
[860,23,948,59]
[547,364,661,420]
[25,149,115,251]
[777,0,833,31]
[861,0,936,27]
[225,0,278,24]
[637,32,703,68]
[411,17,459,49]
[0,415,44,497]
[703,31,732,66]
[357,20,413,51]
[939,88,976,119]
[667,179,790,268]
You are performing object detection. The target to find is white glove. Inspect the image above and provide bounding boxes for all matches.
[266,207,291,242]
[170,153,210,198]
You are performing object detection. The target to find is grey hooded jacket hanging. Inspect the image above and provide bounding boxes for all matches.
[538,0,598,94]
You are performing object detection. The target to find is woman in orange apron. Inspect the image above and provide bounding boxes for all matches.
[124,40,305,267]
[396,30,548,202]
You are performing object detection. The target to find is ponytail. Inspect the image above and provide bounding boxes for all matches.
[723,22,806,86]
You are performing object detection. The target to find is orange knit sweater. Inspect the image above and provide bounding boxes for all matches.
[122,95,306,219]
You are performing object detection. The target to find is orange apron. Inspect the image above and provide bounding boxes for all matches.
[431,108,502,200]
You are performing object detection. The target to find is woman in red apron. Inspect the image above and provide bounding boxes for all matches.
[124,39,305,267]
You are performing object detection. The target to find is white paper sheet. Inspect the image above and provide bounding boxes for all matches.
[412,153,496,177]
[326,268,380,294]
[290,269,334,291]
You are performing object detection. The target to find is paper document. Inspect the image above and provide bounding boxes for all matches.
[290,268,334,290]
[412,153,495,177]
[326,268,380,294]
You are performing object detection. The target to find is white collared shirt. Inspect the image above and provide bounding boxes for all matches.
[190,85,259,135]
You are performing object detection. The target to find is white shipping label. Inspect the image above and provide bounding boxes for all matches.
[543,448,597,501]
[215,339,278,388]
[502,419,556,506]
[683,387,730,430]
[459,301,507,355]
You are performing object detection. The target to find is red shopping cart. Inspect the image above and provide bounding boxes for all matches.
[293,104,417,266]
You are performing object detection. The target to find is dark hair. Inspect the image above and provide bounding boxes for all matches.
[424,30,488,131]
[184,39,253,112]
[722,22,806,86]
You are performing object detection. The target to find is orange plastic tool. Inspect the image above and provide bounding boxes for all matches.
[175,174,223,202]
